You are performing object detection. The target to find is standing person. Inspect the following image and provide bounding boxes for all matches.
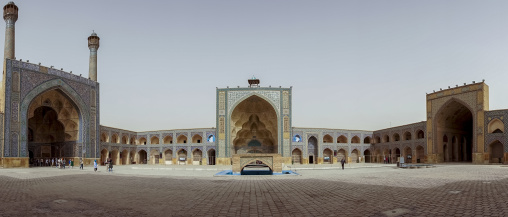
[70,160,74,169]
[109,159,113,172]
[80,159,84,170]
[94,160,98,172]
[62,159,65,169]
[51,158,54,167]
[341,158,345,170]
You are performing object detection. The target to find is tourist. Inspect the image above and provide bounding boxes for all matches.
[51,158,54,167]
[109,159,113,172]
[341,158,345,170]
[62,159,65,169]
[80,159,84,170]
[93,160,97,172]
[70,160,74,169]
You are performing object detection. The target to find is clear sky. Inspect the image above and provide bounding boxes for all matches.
[4,0,508,132]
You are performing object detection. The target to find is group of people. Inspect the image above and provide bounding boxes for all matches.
[30,158,85,170]
[31,158,53,167]
[92,158,113,172]
[383,156,391,164]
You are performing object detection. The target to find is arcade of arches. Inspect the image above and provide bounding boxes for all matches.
[97,148,217,166]
[27,89,80,164]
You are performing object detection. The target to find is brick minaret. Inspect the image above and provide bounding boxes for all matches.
[88,32,100,81]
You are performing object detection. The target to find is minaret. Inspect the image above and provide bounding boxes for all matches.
[1,2,18,113]
[3,1,17,62]
[88,32,99,81]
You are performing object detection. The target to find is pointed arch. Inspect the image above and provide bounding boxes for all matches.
[434,98,473,162]
[403,131,412,141]
[488,140,504,163]
[138,137,147,145]
[488,118,504,134]
[393,133,400,142]
[363,136,371,144]
[351,136,360,144]
[291,148,302,164]
[177,135,188,144]
[150,136,160,145]
[121,135,128,144]
[383,135,390,143]
[337,135,347,143]
[100,132,108,143]
[323,134,333,143]
[163,135,173,144]
[323,148,333,164]
[192,134,203,143]
[20,79,91,158]
[111,134,119,144]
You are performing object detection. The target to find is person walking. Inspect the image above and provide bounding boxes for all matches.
[94,160,98,172]
[70,160,74,169]
[80,159,84,170]
[341,158,345,170]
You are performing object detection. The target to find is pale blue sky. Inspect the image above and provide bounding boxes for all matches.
[5,1,508,131]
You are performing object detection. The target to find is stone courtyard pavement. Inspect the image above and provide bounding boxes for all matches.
[0,164,507,216]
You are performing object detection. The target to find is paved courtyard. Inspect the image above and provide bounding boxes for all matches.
[0,163,507,216]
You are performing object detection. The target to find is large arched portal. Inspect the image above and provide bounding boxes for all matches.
[308,136,318,164]
[230,95,278,154]
[436,100,473,162]
[27,89,80,162]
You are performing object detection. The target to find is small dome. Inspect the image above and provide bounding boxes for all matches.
[91,32,97,36]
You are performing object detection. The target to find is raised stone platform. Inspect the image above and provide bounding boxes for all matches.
[232,154,282,174]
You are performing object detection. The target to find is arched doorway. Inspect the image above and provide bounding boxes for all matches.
[292,149,302,164]
[308,136,318,164]
[164,149,173,165]
[192,135,202,144]
[138,150,147,164]
[394,148,400,163]
[489,141,504,163]
[130,150,136,164]
[416,146,424,163]
[111,149,119,165]
[121,150,129,165]
[383,148,390,163]
[177,149,187,165]
[364,149,371,163]
[100,149,108,166]
[337,149,347,162]
[436,100,473,162]
[27,89,81,163]
[323,148,333,164]
[208,149,216,165]
[150,149,160,165]
[192,149,202,165]
[374,149,380,163]
[404,147,412,163]
[351,149,359,163]
[230,95,278,155]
